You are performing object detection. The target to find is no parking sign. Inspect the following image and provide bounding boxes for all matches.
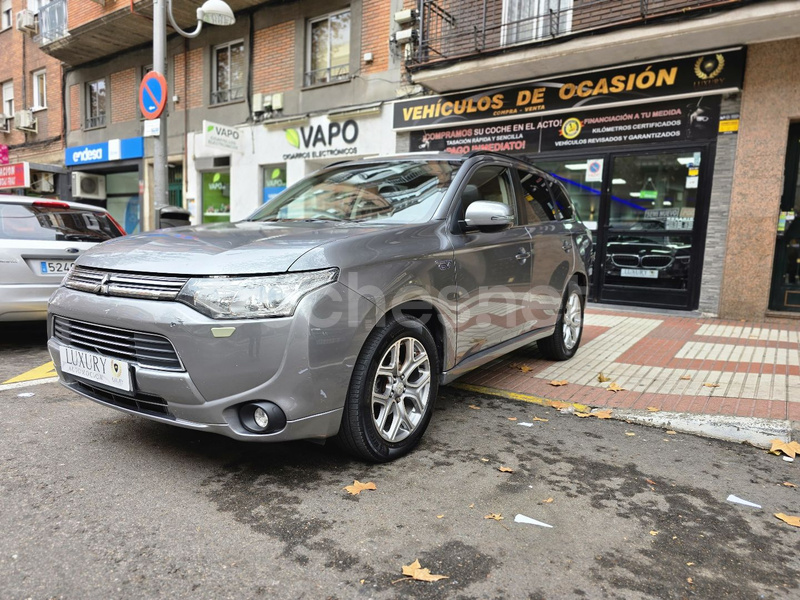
[585,158,604,182]
[139,72,168,120]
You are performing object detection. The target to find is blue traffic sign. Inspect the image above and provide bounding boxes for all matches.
[139,72,168,120]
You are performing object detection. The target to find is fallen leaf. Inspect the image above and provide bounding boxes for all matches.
[507,417,518,421]
[687,578,694,584]
[625,432,636,437]
[703,382,720,388]
[607,382,624,392]
[531,417,549,422]
[775,513,800,527]
[436,515,444,519]
[498,466,513,473]
[783,482,797,488]
[542,497,554,504]
[360,579,366,584]
[650,530,659,536]
[666,430,677,435]
[401,559,449,582]
[686,562,695,566]
[646,479,657,486]
[647,407,660,412]
[468,503,475,508]
[597,372,610,383]
[480,458,489,462]
[679,375,692,380]
[769,439,800,458]
[344,480,377,495]
[575,412,592,418]
[468,404,481,410]
[484,513,504,521]
[549,380,569,386]
[519,365,533,373]
[549,400,572,410]
[593,409,612,419]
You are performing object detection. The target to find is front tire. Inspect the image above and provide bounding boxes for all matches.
[538,278,584,361]
[336,314,439,462]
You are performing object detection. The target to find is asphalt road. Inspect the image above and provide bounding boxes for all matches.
[1,322,799,600]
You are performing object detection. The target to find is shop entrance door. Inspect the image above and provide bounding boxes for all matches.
[769,124,800,312]
[535,146,710,309]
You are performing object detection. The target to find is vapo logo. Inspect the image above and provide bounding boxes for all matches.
[283,119,360,160]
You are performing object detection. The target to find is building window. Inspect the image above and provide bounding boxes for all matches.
[39,0,67,44]
[305,9,350,87]
[211,41,245,105]
[1,0,12,30]
[501,0,572,46]
[86,79,106,129]
[29,0,51,14]
[2,80,13,117]
[32,70,47,110]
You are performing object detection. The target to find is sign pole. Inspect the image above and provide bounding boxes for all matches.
[153,0,169,222]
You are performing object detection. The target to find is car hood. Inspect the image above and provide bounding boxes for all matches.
[76,220,386,275]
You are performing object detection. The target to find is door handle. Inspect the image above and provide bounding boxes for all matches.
[515,248,531,263]
[562,241,573,253]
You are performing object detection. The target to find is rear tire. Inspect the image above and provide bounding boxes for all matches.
[538,279,584,361]
[336,314,439,462]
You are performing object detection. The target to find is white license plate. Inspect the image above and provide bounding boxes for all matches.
[620,268,659,279]
[40,260,74,274]
[60,346,132,392]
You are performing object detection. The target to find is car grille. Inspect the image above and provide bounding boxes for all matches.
[53,316,183,371]
[64,266,189,301]
[641,255,673,269]
[71,380,174,419]
[610,254,640,268]
[610,254,673,269]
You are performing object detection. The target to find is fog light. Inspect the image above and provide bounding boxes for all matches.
[253,406,269,429]
[239,401,287,434]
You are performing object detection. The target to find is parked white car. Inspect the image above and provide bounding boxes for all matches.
[0,195,125,321]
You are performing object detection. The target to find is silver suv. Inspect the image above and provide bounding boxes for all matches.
[48,152,591,462]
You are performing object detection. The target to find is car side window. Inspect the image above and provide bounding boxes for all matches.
[460,166,517,223]
[550,181,575,221]
[518,170,559,223]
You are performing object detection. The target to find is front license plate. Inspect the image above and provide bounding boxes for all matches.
[40,260,74,274]
[60,346,132,392]
[620,268,659,279]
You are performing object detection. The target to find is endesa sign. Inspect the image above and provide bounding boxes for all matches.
[0,162,31,189]
[65,137,144,166]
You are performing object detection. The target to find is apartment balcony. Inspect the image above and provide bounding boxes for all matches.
[408,0,800,92]
[37,0,268,66]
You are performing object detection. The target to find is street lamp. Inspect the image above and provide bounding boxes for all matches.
[152,0,235,226]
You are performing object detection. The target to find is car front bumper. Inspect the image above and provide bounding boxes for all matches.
[47,282,376,442]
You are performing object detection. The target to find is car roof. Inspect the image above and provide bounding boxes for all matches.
[0,194,111,213]
[324,151,548,175]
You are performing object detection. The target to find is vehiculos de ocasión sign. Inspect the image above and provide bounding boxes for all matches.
[393,47,744,131]
[0,162,31,189]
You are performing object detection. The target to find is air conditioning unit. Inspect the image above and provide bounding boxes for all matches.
[14,110,37,133]
[31,172,55,193]
[72,172,107,200]
[0,114,9,133]
[16,10,38,35]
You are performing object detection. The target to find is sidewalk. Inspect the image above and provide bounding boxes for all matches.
[455,306,800,430]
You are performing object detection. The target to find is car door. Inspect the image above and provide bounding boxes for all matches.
[450,164,533,363]
[517,169,575,329]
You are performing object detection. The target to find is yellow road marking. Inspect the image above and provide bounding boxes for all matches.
[2,361,58,384]
[452,383,591,413]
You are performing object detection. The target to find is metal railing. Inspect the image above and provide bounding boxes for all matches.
[37,0,68,45]
[210,86,245,105]
[412,0,747,66]
[304,64,350,87]
[85,114,106,129]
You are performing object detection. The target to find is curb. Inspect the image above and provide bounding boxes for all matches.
[452,383,794,449]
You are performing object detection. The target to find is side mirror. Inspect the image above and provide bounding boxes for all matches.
[464,201,514,231]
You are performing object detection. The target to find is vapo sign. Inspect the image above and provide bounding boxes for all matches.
[203,121,242,152]
[0,162,30,189]
[283,118,359,160]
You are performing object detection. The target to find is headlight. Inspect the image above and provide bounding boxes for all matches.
[176,268,338,319]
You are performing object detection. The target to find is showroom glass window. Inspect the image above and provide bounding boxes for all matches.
[306,9,350,86]
[86,79,106,129]
[212,40,245,104]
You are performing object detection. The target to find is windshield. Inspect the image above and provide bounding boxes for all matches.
[248,160,461,224]
[0,203,124,241]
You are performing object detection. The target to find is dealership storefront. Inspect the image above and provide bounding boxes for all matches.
[394,48,745,312]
